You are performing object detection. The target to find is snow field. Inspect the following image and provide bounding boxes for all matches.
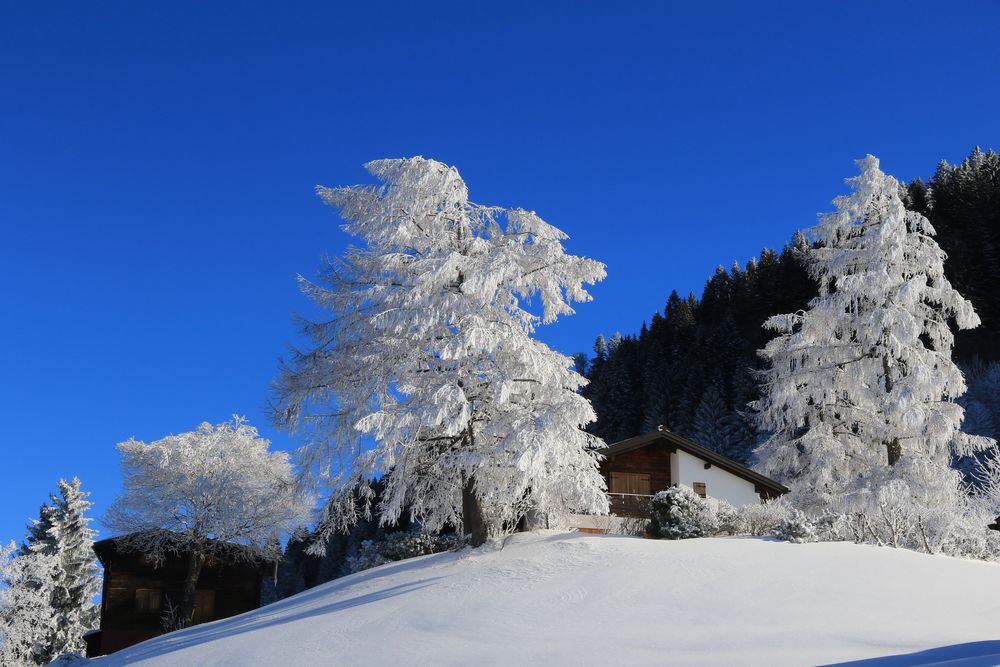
[88,532,1000,666]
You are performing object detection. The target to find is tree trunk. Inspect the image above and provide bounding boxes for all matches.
[886,438,901,466]
[178,547,207,628]
[462,478,488,547]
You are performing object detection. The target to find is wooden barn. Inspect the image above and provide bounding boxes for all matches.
[85,533,274,657]
[574,428,788,533]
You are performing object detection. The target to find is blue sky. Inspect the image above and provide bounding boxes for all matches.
[2,2,998,545]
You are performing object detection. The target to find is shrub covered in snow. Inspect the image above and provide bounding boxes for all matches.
[772,510,819,543]
[715,501,740,535]
[345,531,462,575]
[730,499,792,537]
[825,479,1000,561]
[647,486,717,539]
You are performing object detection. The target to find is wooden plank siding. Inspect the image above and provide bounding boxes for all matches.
[600,441,673,494]
[599,441,673,517]
[91,539,270,656]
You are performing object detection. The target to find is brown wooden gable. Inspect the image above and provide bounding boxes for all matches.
[600,439,673,495]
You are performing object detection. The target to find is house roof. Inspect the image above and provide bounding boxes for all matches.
[599,430,789,496]
[93,530,275,569]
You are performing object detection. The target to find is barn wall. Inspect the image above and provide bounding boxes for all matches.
[95,549,265,655]
[673,449,761,507]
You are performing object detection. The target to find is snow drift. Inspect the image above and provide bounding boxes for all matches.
[88,533,1000,666]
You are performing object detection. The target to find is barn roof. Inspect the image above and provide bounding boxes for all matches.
[599,430,789,497]
[93,530,274,569]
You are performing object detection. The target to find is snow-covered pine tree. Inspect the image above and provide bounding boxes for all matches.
[16,479,100,662]
[42,479,99,660]
[18,504,56,557]
[755,155,991,510]
[272,157,608,546]
[0,543,59,666]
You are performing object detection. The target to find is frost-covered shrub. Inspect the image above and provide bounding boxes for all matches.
[345,531,462,575]
[772,509,818,543]
[812,510,849,542]
[647,486,717,539]
[733,499,791,536]
[715,501,740,536]
[818,476,1000,561]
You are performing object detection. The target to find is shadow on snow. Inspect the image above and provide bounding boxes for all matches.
[109,553,454,663]
[820,641,1000,667]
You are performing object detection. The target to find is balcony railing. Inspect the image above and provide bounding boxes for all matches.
[608,492,652,518]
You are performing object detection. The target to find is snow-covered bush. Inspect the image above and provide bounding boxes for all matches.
[732,499,791,536]
[345,531,462,575]
[816,477,1000,561]
[715,501,740,535]
[772,510,818,543]
[647,486,717,539]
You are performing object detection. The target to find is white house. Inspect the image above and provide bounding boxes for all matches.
[572,428,788,534]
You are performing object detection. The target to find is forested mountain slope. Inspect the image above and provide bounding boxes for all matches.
[583,148,1000,462]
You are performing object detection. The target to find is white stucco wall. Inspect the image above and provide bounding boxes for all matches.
[673,449,761,507]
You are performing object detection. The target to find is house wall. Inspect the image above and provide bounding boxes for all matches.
[600,442,672,494]
[95,550,264,655]
[673,449,761,507]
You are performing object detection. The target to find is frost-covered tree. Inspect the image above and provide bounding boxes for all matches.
[18,505,55,558]
[272,157,608,546]
[18,479,99,662]
[105,417,313,626]
[0,543,59,666]
[755,155,991,509]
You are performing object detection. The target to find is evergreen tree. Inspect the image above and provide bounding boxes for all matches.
[755,156,990,509]
[919,147,1000,361]
[718,370,759,464]
[0,544,59,666]
[16,479,100,662]
[640,312,670,433]
[18,505,56,557]
[691,382,729,453]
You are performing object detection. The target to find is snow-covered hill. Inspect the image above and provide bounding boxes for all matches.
[89,533,1000,666]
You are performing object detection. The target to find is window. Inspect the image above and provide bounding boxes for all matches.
[692,482,707,498]
[610,472,651,495]
[193,589,216,624]
[134,588,162,613]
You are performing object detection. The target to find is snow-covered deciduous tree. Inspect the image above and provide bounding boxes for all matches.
[105,417,313,627]
[18,479,99,662]
[0,543,59,666]
[272,157,608,546]
[754,155,992,510]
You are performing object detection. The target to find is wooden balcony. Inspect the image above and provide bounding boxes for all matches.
[608,492,652,518]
